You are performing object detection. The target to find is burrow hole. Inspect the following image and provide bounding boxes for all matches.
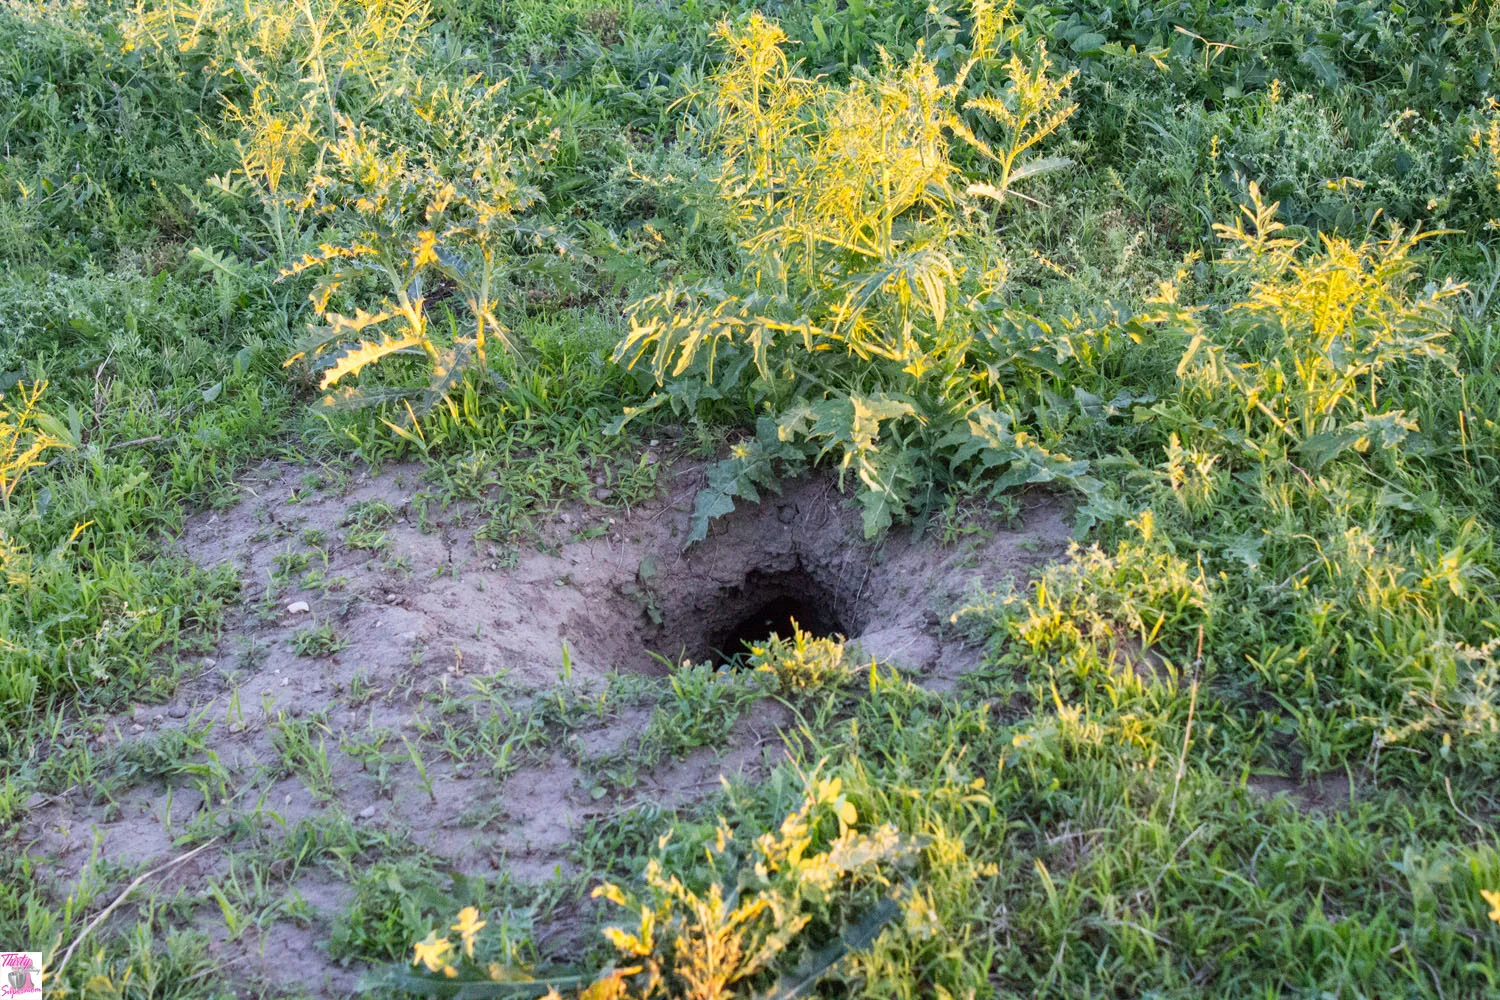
[668,565,851,665]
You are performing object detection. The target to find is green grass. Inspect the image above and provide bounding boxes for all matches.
[2,0,1499,996]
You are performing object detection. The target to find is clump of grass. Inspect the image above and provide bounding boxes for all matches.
[270,712,338,799]
[329,857,455,965]
[291,620,347,657]
[636,661,767,763]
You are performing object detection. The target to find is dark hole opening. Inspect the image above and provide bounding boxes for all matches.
[708,568,844,662]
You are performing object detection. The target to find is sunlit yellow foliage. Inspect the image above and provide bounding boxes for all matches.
[1174,183,1464,457]
[746,624,851,691]
[272,81,557,412]
[409,775,912,999]
[619,0,1077,379]
[0,381,71,508]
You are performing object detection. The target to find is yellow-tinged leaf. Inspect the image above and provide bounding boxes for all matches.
[412,933,454,972]
[412,230,440,270]
[579,967,637,1000]
[319,331,427,390]
[451,907,486,958]
[592,883,629,907]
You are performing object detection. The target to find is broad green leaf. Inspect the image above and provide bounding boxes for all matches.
[604,392,669,435]
[1070,31,1107,54]
[316,384,419,412]
[1295,429,1358,471]
[688,477,740,545]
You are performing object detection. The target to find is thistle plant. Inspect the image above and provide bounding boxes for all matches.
[133,0,565,415]
[280,91,560,413]
[136,0,432,259]
[614,3,1088,540]
[1180,183,1465,465]
[957,42,1079,206]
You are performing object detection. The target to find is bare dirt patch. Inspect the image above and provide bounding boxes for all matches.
[21,455,1069,996]
[1246,771,1359,814]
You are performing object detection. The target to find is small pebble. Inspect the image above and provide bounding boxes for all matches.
[594,487,614,501]
[169,704,188,719]
[358,805,376,819]
[131,723,145,734]
[202,657,218,669]
[286,600,311,614]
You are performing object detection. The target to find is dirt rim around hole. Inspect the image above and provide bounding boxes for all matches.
[20,454,1071,997]
[621,473,1072,679]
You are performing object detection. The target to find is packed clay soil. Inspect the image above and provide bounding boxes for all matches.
[21,454,1072,995]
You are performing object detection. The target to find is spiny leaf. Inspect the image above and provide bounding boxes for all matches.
[319,330,426,390]
[1007,155,1074,183]
[285,308,395,367]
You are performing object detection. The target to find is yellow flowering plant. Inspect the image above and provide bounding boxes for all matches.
[396,773,916,1000]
